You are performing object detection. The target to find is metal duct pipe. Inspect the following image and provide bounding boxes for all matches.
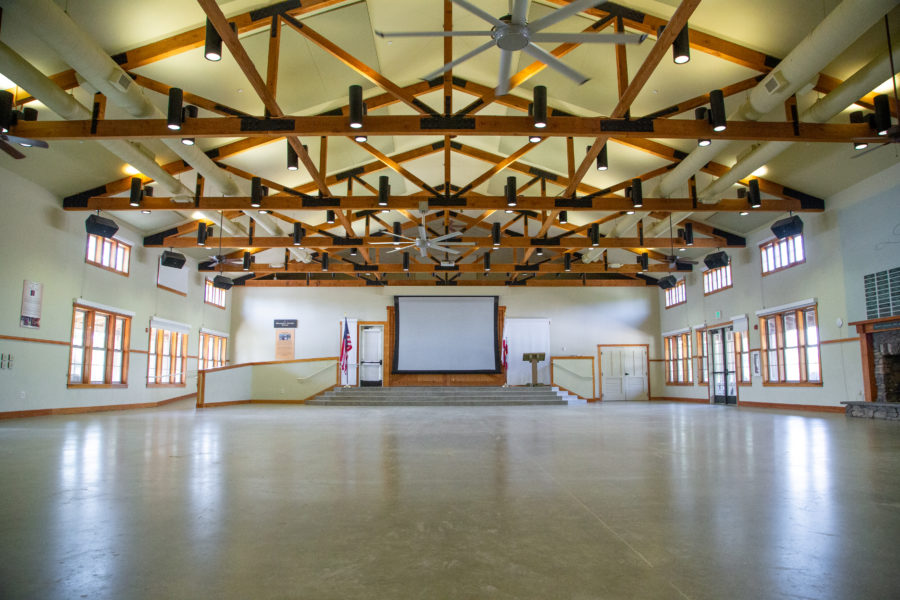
[6,0,239,196]
[699,44,900,200]
[242,210,312,263]
[655,0,898,199]
[0,41,191,199]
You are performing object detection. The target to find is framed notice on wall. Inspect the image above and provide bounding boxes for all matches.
[275,330,295,360]
[20,280,43,329]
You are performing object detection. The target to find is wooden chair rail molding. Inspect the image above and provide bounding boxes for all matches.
[198,356,339,374]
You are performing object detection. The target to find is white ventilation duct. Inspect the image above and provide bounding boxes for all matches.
[699,43,900,200]
[655,0,898,200]
[243,210,313,263]
[6,0,239,197]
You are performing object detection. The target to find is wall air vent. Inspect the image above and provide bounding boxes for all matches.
[109,71,133,93]
[864,267,900,319]
[763,70,789,95]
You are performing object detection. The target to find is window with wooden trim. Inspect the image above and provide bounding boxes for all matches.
[665,279,686,308]
[86,234,130,275]
[199,333,228,370]
[760,305,821,385]
[703,262,732,295]
[760,234,804,274]
[68,306,130,386]
[664,333,693,385]
[204,279,226,308]
[734,331,751,384]
[695,328,709,384]
[148,327,188,386]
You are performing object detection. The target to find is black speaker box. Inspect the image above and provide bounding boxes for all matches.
[161,250,186,269]
[658,275,677,289]
[85,214,119,238]
[213,275,233,290]
[704,251,729,270]
[770,215,803,239]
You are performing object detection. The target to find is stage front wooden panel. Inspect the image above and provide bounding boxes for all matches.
[386,306,506,387]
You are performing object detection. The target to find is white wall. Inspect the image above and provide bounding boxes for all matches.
[0,166,231,413]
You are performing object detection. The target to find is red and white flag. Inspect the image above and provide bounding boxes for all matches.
[501,337,509,370]
[339,318,352,374]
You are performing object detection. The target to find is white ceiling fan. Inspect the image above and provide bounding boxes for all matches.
[376,0,647,96]
[371,213,474,258]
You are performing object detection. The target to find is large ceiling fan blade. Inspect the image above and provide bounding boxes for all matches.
[382,231,417,241]
[0,133,49,149]
[421,39,497,81]
[530,32,648,44]
[375,30,492,38]
[431,231,463,243]
[510,0,531,26]
[417,224,428,240]
[0,139,26,159]
[522,43,589,85]
[496,49,514,96]
[386,244,416,253]
[430,244,462,255]
[528,0,603,33]
[451,0,507,28]
[850,143,889,159]
[428,241,474,246]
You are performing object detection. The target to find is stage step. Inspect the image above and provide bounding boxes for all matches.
[308,386,567,406]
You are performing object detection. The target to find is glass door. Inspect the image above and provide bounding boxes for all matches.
[709,326,737,405]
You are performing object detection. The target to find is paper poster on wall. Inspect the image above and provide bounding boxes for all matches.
[20,280,42,329]
[275,330,295,360]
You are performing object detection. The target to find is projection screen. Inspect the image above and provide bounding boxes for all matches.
[393,296,499,373]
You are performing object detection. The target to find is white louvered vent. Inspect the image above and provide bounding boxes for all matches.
[864,267,900,319]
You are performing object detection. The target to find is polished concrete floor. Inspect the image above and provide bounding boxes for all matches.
[1,401,899,599]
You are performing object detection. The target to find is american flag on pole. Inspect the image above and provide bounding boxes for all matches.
[339,318,352,374]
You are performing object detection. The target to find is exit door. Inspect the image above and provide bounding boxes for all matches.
[359,325,384,387]
[708,327,737,405]
[599,345,648,401]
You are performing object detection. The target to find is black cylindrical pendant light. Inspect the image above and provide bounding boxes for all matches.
[564,253,571,272]
[748,179,761,208]
[242,252,251,271]
[402,252,410,272]
[378,175,390,206]
[709,89,726,132]
[536,247,543,257]
[506,176,517,207]
[392,221,401,244]
[250,177,262,208]
[631,178,643,208]
[197,222,208,246]
[589,223,600,246]
[167,87,183,130]
[326,209,336,224]
[559,210,568,225]
[349,85,364,129]
[594,143,608,171]
[533,85,547,128]
[673,25,690,64]
[873,94,891,136]
[492,222,501,246]
[204,19,223,61]
[292,222,304,245]
[684,222,694,246]
[180,105,197,145]
[321,252,329,271]
[287,144,298,171]
[640,252,649,272]
[484,252,491,271]
[129,177,143,207]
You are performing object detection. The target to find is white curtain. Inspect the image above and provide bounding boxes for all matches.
[339,318,358,386]
[504,318,551,386]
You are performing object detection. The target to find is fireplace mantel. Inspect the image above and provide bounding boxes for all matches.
[849,316,900,403]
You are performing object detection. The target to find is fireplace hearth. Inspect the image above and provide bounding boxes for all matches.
[846,317,900,420]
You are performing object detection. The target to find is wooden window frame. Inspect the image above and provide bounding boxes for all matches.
[695,328,709,385]
[760,234,805,276]
[199,332,228,370]
[85,233,131,276]
[664,279,687,309]
[703,262,733,295]
[67,305,131,388]
[147,327,188,387]
[759,306,822,387]
[734,330,751,385]
[664,332,693,385]
[204,279,226,309]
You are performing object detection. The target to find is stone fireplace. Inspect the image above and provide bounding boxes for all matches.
[845,317,900,419]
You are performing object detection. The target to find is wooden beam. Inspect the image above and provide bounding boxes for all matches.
[242,277,655,287]
[265,16,282,110]
[353,140,439,195]
[456,140,544,196]
[131,75,250,117]
[204,261,683,274]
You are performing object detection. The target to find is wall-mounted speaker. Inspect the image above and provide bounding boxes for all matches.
[212,275,233,290]
[160,250,186,269]
[85,214,119,238]
[770,215,803,239]
[704,251,729,270]
[658,275,677,289]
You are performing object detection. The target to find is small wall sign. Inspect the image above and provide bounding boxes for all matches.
[274,319,298,328]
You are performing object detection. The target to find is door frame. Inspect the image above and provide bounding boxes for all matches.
[357,321,388,387]
[597,344,650,402]
[705,325,739,405]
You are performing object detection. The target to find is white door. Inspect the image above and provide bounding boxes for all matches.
[600,346,648,401]
[359,325,383,386]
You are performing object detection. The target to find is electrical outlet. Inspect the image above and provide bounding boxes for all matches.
[18,391,26,400]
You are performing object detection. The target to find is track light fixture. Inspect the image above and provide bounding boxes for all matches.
[250,177,262,208]
[505,176,517,207]
[492,222,501,247]
[564,253,571,272]
[748,179,761,208]
[197,222,208,246]
[532,86,547,128]
[873,94,891,136]
[484,252,491,271]
[594,143,608,171]
[292,222,304,245]
[326,210,336,224]
[204,18,223,61]
[348,85,364,129]
[321,253,329,271]
[402,252,410,272]
[631,178,643,208]
[129,177,143,207]
[378,175,390,207]
[639,252,649,272]
[709,89,726,132]
[287,143,299,171]
[392,221,401,244]
[559,211,568,225]
[242,252,251,271]
[684,222,694,246]
[589,223,600,247]
[672,25,690,64]
[167,87,183,131]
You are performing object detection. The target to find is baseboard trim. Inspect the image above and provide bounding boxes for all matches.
[737,401,844,413]
[651,396,709,404]
[0,393,196,420]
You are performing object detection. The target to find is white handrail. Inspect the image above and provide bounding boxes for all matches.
[296,361,338,381]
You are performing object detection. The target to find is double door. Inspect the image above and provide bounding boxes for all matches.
[708,326,737,405]
[599,345,648,401]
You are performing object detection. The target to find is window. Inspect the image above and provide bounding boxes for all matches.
[199,332,228,370]
[760,234,804,274]
[664,332,693,385]
[665,279,686,308]
[205,279,226,308]
[734,330,751,384]
[68,305,130,386]
[703,262,732,295]
[86,234,130,275]
[148,327,188,386]
[759,305,821,385]
[695,328,708,384]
